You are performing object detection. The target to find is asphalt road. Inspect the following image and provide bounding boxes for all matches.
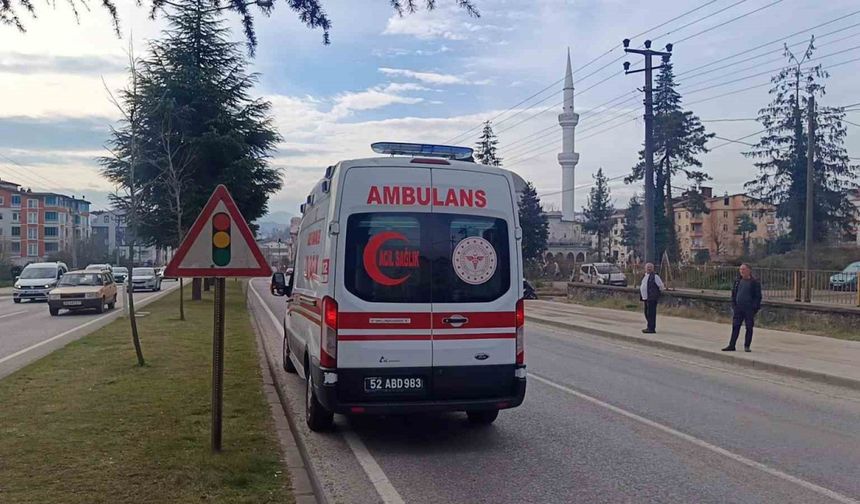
[0,282,178,379]
[248,279,860,504]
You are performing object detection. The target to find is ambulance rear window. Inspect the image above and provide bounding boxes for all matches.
[344,212,510,303]
[344,213,431,303]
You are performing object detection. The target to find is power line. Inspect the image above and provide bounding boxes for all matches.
[674,0,785,45]
[444,0,744,145]
[681,23,860,84]
[677,9,860,76]
[682,43,860,96]
[0,152,68,191]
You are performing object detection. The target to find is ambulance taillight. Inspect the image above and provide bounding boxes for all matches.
[321,296,338,368]
[515,298,525,366]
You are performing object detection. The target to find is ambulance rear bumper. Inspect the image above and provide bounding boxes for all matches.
[313,365,527,415]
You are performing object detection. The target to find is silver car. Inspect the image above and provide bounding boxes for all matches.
[131,267,162,292]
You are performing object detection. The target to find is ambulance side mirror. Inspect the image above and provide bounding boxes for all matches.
[271,272,289,297]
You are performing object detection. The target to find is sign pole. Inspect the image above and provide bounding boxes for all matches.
[164,185,275,451]
[211,277,226,452]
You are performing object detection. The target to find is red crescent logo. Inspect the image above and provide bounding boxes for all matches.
[362,231,411,286]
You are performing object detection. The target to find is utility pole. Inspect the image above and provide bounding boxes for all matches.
[623,39,672,263]
[803,95,815,303]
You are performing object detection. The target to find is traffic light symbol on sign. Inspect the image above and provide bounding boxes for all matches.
[212,212,231,267]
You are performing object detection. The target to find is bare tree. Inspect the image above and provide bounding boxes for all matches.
[158,106,194,320]
[102,42,147,367]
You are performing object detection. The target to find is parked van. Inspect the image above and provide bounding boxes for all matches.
[12,261,69,303]
[271,142,527,431]
[576,262,628,286]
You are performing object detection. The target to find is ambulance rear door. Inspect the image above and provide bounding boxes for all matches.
[429,166,519,400]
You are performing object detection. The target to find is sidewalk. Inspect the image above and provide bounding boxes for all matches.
[0,286,12,298]
[526,299,860,390]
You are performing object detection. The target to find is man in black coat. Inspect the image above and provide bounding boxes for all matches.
[722,263,762,352]
[639,262,665,334]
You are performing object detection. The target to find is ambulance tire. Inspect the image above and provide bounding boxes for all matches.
[306,370,333,432]
[466,409,499,425]
[282,333,297,373]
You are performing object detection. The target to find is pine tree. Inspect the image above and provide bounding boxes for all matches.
[744,39,859,243]
[475,120,502,166]
[621,194,643,262]
[734,213,757,257]
[100,0,283,250]
[518,181,549,264]
[626,63,714,261]
[582,168,615,261]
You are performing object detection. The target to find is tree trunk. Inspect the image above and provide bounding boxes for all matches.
[597,233,604,262]
[664,169,680,262]
[179,277,185,321]
[192,278,202,300]
[128,241,145,366]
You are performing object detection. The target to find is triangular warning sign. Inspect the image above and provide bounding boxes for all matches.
[164,185,271,278]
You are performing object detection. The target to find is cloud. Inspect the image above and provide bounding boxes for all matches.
[379,67,468,85]
[330,88,424,118]
[0,52,126,75]
[372,45,452,58]
[0,116,111,150]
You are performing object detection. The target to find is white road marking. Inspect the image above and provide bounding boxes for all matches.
[0,287,176,366]
[341,430,406,504]
[0,310,27,320]
[248,281,407,504]
[529,372,860,504]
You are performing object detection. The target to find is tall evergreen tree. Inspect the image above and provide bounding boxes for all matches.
[621,194,643,262]
[744,39,858,243]
[627,63,714,261]
[734,213,757,257]
[475,120,502,166]
[101,0,283,250]
[518,181,549,264]
[582,168,615,261]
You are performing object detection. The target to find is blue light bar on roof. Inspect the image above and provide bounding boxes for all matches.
[371,142,474,161]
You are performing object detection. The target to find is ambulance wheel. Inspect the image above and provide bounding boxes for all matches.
[282,333,297,374]
[466,409,499,425]
[305,370,333,432]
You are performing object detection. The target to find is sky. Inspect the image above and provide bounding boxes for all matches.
[1,0,859,222]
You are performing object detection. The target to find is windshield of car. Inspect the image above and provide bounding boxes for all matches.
[59,273,102,287]
[843,263,860,273]
[133,268,155,276]
[20,267,57,279]
[113,267,128,274]
[86,264,108,271]
[596,265,622,274]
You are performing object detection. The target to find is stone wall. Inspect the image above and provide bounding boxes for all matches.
[566,283,860,333]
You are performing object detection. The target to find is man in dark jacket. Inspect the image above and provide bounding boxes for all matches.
[722,263,762,352]
[639,262,665,334]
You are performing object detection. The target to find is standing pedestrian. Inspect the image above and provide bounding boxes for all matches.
[639,262,665,334]
[722,263,762,352]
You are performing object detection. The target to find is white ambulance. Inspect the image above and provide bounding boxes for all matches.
[271,142,527,431]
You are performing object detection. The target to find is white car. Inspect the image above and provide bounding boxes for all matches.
[271,142,526,431]
[13,262,69,303]
[131,267,162,291]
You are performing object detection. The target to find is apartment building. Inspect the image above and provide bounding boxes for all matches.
[0,179,91,266]
[674,188,784,261]
[90,209,162,265]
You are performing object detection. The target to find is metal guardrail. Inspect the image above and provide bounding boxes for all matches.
[650,265,860,308]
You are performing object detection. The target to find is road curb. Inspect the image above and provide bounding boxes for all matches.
[247,286,328,504]
[527,315,860,391]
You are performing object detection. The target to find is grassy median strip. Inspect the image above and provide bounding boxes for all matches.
[0,281,292,504]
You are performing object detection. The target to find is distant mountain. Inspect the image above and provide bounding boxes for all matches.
[255,210,295,238]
